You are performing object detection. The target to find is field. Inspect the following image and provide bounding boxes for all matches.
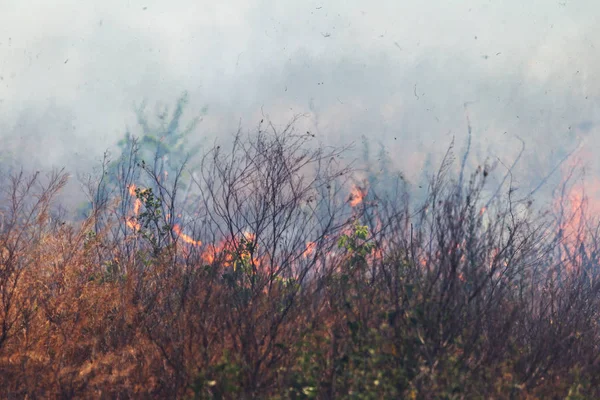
[0,109,599,399]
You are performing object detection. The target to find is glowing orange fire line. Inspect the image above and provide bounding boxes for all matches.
[123,183,387,275]
[173,224,202,246]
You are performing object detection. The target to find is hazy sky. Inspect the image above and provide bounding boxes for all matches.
[1,0,600,203]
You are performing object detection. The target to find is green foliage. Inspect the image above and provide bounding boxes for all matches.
[189,351,243,399]
[221,236,256,291]
[116,91,205,177]
[129,186,172,255]
[337,221,375,259]
[135,187,162,227]
[77,92,204,221]
[279,333,329,400]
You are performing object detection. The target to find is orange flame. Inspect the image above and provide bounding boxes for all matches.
[242,231,256,243]
[370,247,384,261]
[200,243,219,265]
[124,183,381,279]
[126,184,142,231]
[349,184,366,207]
[199,234,254,268]
[173,224,202,246]
[554,146,592,250]
[303,241,317,259]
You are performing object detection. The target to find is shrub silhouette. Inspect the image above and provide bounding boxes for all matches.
[1,115,600,398]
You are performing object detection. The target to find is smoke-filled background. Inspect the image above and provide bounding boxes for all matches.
[1,0,599,210]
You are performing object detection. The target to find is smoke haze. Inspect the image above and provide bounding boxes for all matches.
[1,0,599,204]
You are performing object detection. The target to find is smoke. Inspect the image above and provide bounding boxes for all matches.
[1,0,599,206]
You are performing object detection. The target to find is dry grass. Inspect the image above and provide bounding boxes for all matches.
[1,132,599,399]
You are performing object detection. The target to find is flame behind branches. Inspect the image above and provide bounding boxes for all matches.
[126,184,142,231]
[122,181,386,274]
[554,145,600,246]
[126,184,203,248]
[302,241,317,259]
[173,224,202,246]
[349,184,367,207]
[545,143,600,272]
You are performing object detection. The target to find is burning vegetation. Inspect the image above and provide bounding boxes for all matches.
[2,110,600,398]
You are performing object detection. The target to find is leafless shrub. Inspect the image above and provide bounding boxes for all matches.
[2,126,600,398]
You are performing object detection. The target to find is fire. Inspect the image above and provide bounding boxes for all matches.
[303,241,316,259]
[370,247,384,261]
[242,231,256,243]
[551,143,600,272]
[199,235,255,268]
[566,190,585,235]
[173,224,202,246]
[123,184,378,278]
[555,145,595,247]
[349,184,367,207]
[126,184,142,231]
[200,244,218,265]
[198,242,230,266]
[126,184,202,247]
